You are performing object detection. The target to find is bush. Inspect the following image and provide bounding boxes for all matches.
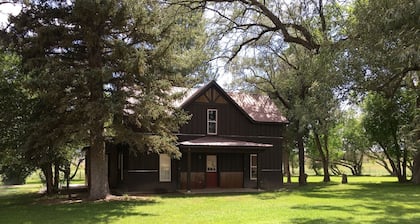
[0,163,33,185]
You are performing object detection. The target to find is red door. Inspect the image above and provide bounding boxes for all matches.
[206,155,218,188]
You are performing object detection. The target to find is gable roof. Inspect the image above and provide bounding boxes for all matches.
[178,80,287,124]
[228,92,288,123]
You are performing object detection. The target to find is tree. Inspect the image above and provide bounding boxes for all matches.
[341,0,419,182]
[0,48,35,185]
[4,0,207,199]
[362,91,416,182]
[234,40,342,182]
[174,0,349,185]
[335,110,368,176]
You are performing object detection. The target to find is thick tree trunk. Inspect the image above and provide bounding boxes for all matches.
[412,152,420,184]
[297,131,306,185]
[88,121,109,200]
[41,164,53,195]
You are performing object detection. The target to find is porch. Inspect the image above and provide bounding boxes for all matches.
[178,187,263,195]
[178,136,273,191]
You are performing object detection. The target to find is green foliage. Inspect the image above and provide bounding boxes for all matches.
[0,49,35,184]
[336,110,368,175]
[4,0,207,156]
[342,0,419,95]
[362,91,415,150]
[2,0,207,198]
[362,90,416,181]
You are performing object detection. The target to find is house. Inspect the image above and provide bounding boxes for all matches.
[104,81,287,192]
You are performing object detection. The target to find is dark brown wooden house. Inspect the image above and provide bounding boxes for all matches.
[105,81,287,192]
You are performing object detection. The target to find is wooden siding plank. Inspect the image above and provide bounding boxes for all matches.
[220,172,243,188]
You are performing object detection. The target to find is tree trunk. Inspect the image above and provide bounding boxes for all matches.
[412,152,420,184]
[297,131,306,185]
[402,147,407,182]
[312,167,320,176]
[330,165,342,175]
[65,163,71,199]
[88,121,109,200]
[53,163,60,193]
[412,94,420,184]
[375,159,395,176]
[323,134,330,182]
[393,134,405,183]
[381,143,403,182]
[41,163,53,195]
[356,153,364,176]
[314,132,330,182]
[283,149,292,183]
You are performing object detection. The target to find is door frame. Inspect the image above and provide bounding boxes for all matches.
[206,155,218,187]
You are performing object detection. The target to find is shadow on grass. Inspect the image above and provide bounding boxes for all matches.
[0,192,159,224]
[292,217,355,224]
[258,181,420,224]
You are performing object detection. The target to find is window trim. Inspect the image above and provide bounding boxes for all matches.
[159,154,171,182]
[250,154,257,180]
[207,109,218,135]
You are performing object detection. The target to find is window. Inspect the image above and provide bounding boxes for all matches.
[206,155,217,172]
[207,109,217,135]
[250,154,257,180]
[159,154,171,182]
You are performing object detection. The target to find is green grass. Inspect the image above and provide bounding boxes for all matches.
[1,176,420,224]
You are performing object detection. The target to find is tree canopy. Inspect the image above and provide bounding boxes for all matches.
[3,0,208,199]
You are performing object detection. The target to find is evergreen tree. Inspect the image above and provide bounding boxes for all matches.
[3,0,207,199]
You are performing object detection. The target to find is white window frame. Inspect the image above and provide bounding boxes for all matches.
[159,154,171,182]
[250,154,257,180]
[207,109,217,135]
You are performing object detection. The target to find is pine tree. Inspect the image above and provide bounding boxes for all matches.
[4,0,207,199]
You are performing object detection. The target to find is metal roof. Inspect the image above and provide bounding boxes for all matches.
[179,136,272,148]
[177,81,287,124]
[228,92,287,123]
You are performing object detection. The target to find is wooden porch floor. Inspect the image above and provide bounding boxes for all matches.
[179,188,263,194]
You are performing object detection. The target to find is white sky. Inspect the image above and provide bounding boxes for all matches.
[0,2,21,28]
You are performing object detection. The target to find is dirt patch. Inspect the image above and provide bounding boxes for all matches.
[35,192,155,205]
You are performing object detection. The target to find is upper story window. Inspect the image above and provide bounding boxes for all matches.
[207,109,217,135]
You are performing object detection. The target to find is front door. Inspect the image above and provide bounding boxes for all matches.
[206,155,218,188]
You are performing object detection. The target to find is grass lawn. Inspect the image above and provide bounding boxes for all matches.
[1,176,420,224]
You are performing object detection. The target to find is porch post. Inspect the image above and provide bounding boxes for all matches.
[187,148,192,192]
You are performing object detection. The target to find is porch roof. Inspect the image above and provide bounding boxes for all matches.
[178,136,272,149]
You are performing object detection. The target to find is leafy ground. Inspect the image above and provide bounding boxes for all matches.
[1,176,419,224]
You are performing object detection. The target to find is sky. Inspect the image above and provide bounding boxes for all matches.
[0,2,21,28]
